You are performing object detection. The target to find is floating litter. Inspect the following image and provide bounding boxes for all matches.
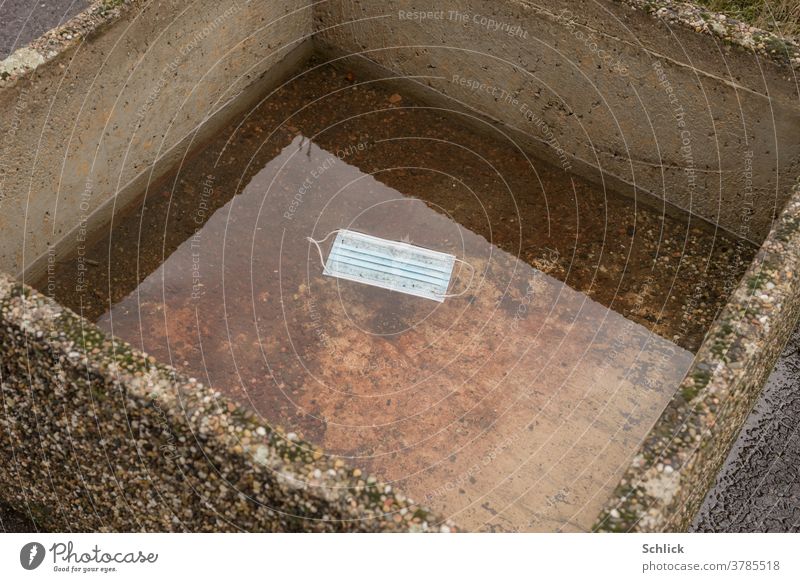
[307,229,472,302]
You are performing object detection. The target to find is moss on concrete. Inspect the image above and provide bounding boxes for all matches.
[0,272,452,532]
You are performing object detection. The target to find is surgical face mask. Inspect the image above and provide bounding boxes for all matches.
[307,229,473,302]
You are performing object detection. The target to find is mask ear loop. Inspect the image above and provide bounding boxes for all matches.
[306,229,343,269]
[435,257,475,299]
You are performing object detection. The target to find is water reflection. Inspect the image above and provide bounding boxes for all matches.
[98,136,693,531]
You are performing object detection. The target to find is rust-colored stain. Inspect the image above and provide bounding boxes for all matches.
[98,138,692,531]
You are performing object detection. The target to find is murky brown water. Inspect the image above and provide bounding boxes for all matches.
[38,60,754,531]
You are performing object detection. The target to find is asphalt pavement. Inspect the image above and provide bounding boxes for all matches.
[0,0,88,59]
[693,320,800,532]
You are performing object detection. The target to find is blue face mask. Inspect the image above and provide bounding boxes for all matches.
[307,229,473,302]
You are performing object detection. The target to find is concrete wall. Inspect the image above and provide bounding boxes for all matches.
[0,0,313,280]
[0,272,447,531]
[596,180,800,532]
[314,0,800,243]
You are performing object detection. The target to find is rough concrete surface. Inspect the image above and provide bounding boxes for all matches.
[596,185,800,532]
[0,0,88,59]
[693,320,800,532]
[0,0,87,535]
[0,0,313,279]
[315,0,800,244]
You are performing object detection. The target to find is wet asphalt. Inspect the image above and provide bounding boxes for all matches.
[0,0,88,60]
[693,320,800,532]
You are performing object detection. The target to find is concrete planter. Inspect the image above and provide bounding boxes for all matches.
[1,0,798,531]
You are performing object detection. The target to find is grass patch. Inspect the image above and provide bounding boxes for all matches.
[695,0,800,37]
